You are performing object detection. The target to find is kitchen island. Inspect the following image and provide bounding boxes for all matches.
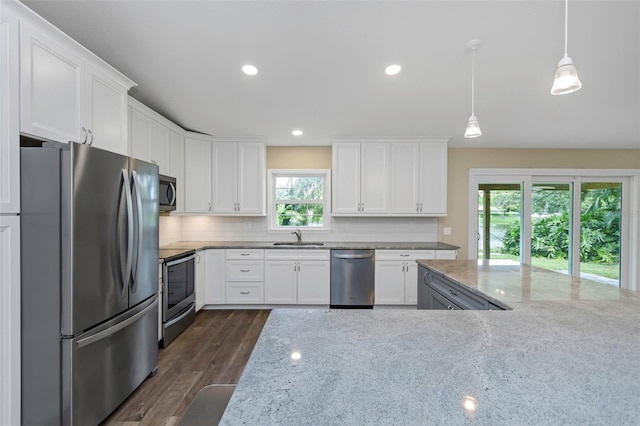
[220,260,640,425]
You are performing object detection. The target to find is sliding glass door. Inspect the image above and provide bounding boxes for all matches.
[472,172,630,288]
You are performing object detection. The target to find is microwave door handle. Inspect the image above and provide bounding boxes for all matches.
[130,170,144,293]
[168,182,176,206]
[122,169,134,297]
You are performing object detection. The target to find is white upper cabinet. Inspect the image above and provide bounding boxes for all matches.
[184,134,213,213]
[211,139,265,216]
[0,8,20,214]
[169,130,185,212]
[332,140,389,215]
[19,14,134,155]
[389,139,448,216]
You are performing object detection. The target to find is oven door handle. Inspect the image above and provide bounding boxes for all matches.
[165,254,196,267]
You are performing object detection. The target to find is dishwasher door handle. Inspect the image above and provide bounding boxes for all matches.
[333,253,373,259]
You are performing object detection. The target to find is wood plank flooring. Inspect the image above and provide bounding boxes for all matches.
[101,309,270,426]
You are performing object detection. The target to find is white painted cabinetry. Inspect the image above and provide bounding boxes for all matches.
[19,17,134,154]
[264,250,330,305]
[169,130,185,212]
[0,8,20,215]
[374,250,436,305]
[195,252,206,311]
[390,140,448,216]
[332,140,389,215]
[211,139,265,215]
[184,134,213,213]
[225,249,264,304]
[204,249,226,305]
[0,216,21,426]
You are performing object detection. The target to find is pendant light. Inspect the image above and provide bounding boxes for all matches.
[464,39,482,139]
[551,0,582,95]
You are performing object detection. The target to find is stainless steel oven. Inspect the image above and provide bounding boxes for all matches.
[161,252,195,347]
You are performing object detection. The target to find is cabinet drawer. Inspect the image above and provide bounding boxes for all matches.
[428,271,487,310]
[226,260,264,281]
[226,249,264,260]
[430,288,462,310]
[435,250,457,260]
[225,283,264,304]
[265,249,330,261]
[375,250,435,261]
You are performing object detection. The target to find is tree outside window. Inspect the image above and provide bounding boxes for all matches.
[269,170,330,229]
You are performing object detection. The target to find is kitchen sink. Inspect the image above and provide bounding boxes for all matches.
[272,242,325,246]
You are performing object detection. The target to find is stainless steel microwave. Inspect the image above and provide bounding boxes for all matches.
[159,174,176,211]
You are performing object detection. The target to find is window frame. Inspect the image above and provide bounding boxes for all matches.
[267,169,331,232]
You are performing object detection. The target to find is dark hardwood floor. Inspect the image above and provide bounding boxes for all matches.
[102,309,270,426]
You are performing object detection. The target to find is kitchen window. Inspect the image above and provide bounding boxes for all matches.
[268,169,331,230]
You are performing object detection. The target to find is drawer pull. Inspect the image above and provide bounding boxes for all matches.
[240,291,250,295]
[447,305,455,310]
[240,269,250,272]
[449,289,458,297]
[400,254,410,257]
[240,253,250,256]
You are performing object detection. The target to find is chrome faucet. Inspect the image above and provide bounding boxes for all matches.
[291,228,302,244]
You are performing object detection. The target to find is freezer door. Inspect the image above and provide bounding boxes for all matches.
[62,296,158,425]
[62,143,131,335]
[129,158,159,307]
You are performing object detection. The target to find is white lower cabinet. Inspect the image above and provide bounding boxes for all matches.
[0,215,20,426]
[374,250,435,305]
[225,249,264,304]
[264,250,330,305]
[204,249,226,305]
[195,252,205,311]
[435,250,458,260]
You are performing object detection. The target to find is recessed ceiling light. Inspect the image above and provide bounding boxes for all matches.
[292,129,303,136]
[385,64,402,75]
[242,65,258,76]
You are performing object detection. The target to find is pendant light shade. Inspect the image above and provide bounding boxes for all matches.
[551,0,582,95]
[464,39,481,139]
[464,115,481,138]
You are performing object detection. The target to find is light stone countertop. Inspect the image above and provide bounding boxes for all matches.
[159,240,460,260]
[220,260,640,425]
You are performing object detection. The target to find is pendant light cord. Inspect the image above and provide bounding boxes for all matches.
[471,48,476,116]
[563,0,569,58]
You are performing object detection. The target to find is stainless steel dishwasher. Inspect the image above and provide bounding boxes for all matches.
[330,250,375,308]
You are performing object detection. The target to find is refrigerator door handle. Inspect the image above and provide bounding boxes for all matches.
[75,297,156,349]
[122,169,134,295]
[130,170,144,293]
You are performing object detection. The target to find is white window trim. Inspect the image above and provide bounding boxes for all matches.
[267,169,331,232]
[468,168,640,291]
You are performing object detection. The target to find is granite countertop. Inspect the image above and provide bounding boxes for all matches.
[220,260,640,425]
[159,241,459,259]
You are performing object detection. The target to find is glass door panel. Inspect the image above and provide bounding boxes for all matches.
[580,182,622,287]
[530,183,572,273]
[478,184,522,262]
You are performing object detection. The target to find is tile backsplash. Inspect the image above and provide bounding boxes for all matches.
[160,215,438,245]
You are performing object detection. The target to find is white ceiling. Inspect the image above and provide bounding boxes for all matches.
[22,0,640,148]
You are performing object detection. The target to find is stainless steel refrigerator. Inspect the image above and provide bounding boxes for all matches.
[20,140,159,425]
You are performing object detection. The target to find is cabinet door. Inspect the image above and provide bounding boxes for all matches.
[205,249,226,304]
[360,142,389,214]
[169,131,185,212]
[20,23,84,144]
[264,260,297,304]
[195,252,206,311]
[332,142,360,214]
[237,142,265,215]
[374,260,405,305]
[211,142,238,213]
[149,122,170,174]
[129,108,151,161]
[418,143,447,215]
[297,260,330,304]
[404,262,418,305]
[390,142,420,214]
[0,11,20,214]
[184,137,212,213]
[85,65,128,155]
[0,216,20,426]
